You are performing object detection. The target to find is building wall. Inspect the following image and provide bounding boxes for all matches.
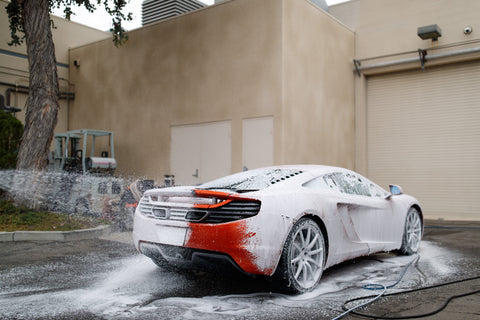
[70,0,283,180]
[69,0,355,181]
[330,0,480,59]
[283,0,355,168]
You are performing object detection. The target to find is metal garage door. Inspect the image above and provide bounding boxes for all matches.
[367,61,480,220]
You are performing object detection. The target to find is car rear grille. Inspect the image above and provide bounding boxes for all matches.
[204,201,260,223]
[139,198,260,223]
[139,198,190,221]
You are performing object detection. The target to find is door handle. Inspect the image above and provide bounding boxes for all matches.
[192,169,199,178]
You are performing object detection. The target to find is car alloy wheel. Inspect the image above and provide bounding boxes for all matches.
[401,207,422,255]
[275,218,326,293]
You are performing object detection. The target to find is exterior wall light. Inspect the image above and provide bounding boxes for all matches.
[417,24,442,41]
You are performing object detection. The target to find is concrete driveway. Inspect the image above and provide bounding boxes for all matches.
[0,221,478,319]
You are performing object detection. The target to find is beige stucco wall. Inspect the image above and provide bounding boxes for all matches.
[69,0,355,180]
[330,0,480,59]
[0,0,109,136]
[282,0,355,169]
[70,0,284,179]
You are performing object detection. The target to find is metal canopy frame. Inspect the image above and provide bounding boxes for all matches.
[55,129,115,174]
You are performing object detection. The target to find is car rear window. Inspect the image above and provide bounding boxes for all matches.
[199,169,303,192]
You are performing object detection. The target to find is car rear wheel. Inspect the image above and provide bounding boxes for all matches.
[273,217,326,293]
[400,207,422,255]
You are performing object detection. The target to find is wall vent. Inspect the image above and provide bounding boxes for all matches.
[142,0,206,26]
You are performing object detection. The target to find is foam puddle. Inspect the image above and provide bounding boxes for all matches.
[0,255,183,319]
[74,256,158,315]
[0,240,465,319]
[72,255,192,317]
[416,241,461,277]
[122,247,445,319]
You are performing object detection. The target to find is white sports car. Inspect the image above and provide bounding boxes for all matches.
[133,165,423,293]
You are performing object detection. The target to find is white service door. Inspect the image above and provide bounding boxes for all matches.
[242,116,274,171]
[171,121,231,186]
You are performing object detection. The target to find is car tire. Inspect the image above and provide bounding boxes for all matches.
[272,217,326,293]
[400,207,422,255]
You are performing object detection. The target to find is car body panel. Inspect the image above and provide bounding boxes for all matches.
[133,165,422,277]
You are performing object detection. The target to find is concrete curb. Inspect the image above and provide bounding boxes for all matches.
[0,225,113,242]
[424,219,480,227]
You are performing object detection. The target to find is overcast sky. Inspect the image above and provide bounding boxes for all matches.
[51,0,349,32]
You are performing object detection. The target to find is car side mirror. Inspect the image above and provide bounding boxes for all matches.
[386,184,403,199]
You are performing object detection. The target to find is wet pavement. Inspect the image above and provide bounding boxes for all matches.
[0,221,478,319]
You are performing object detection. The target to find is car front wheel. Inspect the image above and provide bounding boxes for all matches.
[273,217,326,293]
[400,207,422,255]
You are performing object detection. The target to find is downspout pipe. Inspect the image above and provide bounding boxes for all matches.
[355,46,480,72]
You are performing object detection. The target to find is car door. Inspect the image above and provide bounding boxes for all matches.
[332,172,395,247]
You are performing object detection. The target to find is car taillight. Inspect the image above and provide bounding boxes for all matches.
[192,190,261,223]
[200,200,261,223]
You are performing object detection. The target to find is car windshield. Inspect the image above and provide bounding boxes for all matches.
[198,168,303,192]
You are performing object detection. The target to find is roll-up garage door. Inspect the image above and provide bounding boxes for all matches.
[367,61,480,220]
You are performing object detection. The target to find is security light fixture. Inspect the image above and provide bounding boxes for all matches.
[417,24,442,41]
[464,26,473,35]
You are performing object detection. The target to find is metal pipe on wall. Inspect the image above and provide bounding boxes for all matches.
[355,46,480,72]
[0,80,75,106]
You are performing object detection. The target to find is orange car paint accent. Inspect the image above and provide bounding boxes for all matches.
[185,220,270,275]
[193,189,257,209]
[194,189,232,198]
